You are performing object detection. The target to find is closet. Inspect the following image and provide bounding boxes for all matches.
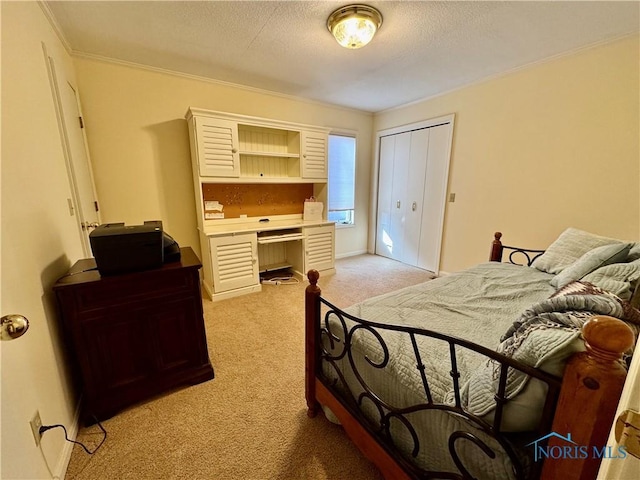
[375,116,454,273]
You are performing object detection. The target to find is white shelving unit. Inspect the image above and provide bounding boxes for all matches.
[185,107,335,301]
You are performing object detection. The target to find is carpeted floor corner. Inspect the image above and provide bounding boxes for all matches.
[65,254,435,479]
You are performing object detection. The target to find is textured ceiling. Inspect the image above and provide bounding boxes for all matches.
[45,1,640,113]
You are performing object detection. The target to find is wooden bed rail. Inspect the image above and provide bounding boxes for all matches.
[540,315,635,480]
[305,269,321,418]
[305,269,412,479]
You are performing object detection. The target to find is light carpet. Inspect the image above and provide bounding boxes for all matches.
[65,254,435,480]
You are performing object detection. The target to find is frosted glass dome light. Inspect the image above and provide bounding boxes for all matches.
[327,4,383,49]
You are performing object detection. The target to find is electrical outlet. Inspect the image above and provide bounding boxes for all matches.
[30,411,42,446]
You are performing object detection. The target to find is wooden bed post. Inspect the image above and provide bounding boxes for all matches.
[305,269,321,418]
[541,316,635,480]
[490,231,503,262]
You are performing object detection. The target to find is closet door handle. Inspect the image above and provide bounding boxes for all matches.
[396,200,401,209]
[412,202,417,211]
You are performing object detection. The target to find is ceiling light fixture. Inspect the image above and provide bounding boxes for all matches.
[327,4,383,49]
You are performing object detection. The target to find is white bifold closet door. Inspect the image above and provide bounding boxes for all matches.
[376,122,452,273]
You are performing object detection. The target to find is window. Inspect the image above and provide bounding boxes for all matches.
[328,134,356,225]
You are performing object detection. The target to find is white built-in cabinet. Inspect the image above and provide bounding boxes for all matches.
[190,109,328,182]
[300,131,329,179]
[375,116,454,274]
[305,225,335,272]
[204,225,335,299]
[193,116,240,177]
[209,233,259,293]
[186,107,335,301]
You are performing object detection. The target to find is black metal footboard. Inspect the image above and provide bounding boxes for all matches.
[315,296,562,480]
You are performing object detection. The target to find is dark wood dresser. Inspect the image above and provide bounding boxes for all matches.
[54,246,214,423]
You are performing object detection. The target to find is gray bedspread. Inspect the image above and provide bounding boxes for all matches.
[338,262,556,406]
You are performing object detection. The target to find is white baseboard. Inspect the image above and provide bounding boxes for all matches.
[56,399,82,479]
[335,249,368,259]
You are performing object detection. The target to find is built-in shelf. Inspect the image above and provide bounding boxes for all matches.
[259,262,293,274]
[201,177,324,184]
[239,151,300,159]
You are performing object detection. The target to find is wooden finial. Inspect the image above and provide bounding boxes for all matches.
[307,269,319,286]
[582,315,635,362]
[490,232,504,262]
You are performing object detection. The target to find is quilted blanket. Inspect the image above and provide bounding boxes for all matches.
[321,267,639,479]
[463,281,640,421]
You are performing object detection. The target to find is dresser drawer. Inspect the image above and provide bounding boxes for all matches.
[69,268,196,313]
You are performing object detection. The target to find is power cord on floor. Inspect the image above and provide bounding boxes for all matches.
[260,276,300,285]
[39,418,107,455]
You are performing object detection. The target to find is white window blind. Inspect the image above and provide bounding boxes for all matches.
[328,135,355,212]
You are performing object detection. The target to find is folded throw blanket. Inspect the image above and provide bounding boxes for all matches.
[462,281,640,421]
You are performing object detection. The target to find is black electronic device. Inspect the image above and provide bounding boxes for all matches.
[162,232,181,263]
[89,221,164,275]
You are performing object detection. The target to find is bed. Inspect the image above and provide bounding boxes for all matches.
[304,229,640,479]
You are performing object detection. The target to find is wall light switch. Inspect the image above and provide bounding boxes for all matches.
[449,193,456,203]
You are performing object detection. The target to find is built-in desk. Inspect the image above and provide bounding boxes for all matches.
[198,218,335,301]
[53,247,214,423]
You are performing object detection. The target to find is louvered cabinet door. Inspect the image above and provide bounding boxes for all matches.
[300,130,328,179]
[209,233,259,293]
[195,117,240,177]
[304,225,335,273]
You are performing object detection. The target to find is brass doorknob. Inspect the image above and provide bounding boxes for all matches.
[1,314,30,340]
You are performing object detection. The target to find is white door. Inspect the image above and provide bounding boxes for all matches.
[376,129,428,266]
[376,132,414,262]
[375,135,396,259]
[46,54,100,256]
[375,116,454,273]
[403,129,430,266]
[417,124,451,272]
[388,132,411,263]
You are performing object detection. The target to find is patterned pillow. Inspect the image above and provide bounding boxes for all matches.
[531,228,625,275]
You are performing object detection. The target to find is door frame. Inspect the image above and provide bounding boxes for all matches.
[369,114,455,274]
[42,43,101,257]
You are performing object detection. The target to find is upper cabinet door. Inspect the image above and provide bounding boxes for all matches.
[301,131,328,179]
[194,117,240,177]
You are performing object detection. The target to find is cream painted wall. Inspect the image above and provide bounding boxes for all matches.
[1,2,86,478]
[373,35,640,274]
[72,59,373,260]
